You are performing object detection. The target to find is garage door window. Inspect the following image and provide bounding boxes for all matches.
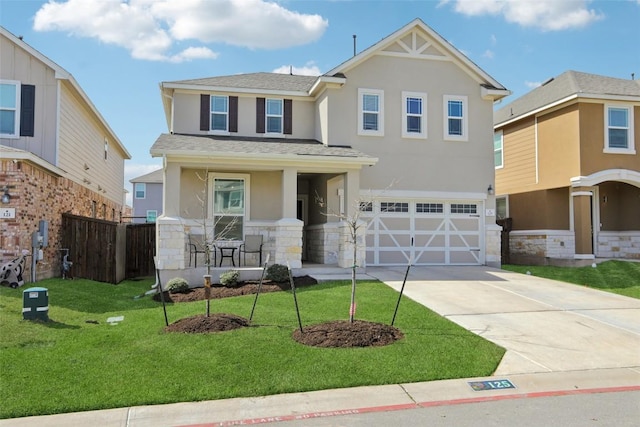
[381,202,408,213]
[451,204,477,214]
[416,203,443,213]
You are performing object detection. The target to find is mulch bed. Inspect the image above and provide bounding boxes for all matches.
[159,275,403,348]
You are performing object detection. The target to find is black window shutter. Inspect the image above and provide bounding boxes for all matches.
[20,85,35,137]
[200,94,210,131]
[229,96,238,133]
[256,97,265,133]
[284,99,292,135]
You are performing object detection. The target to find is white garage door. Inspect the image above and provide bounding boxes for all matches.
[363,199,484,266]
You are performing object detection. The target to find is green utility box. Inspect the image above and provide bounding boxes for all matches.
[22,287,49,321]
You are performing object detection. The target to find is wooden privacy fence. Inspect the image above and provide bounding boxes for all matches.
[61,213,155,284]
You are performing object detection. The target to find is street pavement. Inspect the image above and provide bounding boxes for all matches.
[2,265,639,426]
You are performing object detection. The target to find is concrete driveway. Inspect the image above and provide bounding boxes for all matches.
[366,266,640,375]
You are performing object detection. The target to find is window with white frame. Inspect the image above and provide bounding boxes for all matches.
[0,80,20,137]
[210,95,228,132]
[443,95,468,141]
[496,197,508,220]
[210,174,249,241]
[266,98,283,134]
[358,88,384,136]
[605,105,635,154]
[494,130,503,168]
[134,183,146,199]
[146,210,157,223]
[402,91,427,138]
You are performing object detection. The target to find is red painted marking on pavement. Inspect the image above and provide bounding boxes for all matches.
[177,385,640,427]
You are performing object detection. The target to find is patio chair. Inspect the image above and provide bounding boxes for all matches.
[239,235,263,266]
[188,234,213,267]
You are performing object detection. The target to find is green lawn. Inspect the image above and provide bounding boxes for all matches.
[502,260,640,299]
[0,278,504,419]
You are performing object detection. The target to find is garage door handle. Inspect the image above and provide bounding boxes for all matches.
[469,214,480,217]
[470,248,481,251]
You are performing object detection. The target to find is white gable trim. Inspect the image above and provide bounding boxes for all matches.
[571,169,640,188]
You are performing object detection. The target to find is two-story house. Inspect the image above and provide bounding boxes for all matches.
[129,169,163,223]
[0,26,131,280]
[494,71,640,263]
[150,18,510,280]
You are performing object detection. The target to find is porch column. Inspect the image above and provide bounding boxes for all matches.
[343,169,360,218]
[163,162,181,217]
[274,167,302,268]
[338,170,366,269]
[572,188,594,259]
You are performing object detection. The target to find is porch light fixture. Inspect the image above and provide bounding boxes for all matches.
[1,187,10,204]
[487,185,494,195]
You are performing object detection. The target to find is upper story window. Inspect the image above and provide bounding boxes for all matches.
[494,130,503,168]
[605,105,635,154]
[402,91,427,139]
[266,98,283,134]
[211,95,228,132]
[358,88,384,136]
[443,95,468,141]
[0,81,20,137]
[134,183,146,199]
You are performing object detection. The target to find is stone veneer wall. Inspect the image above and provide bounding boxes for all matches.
[485,223,502,268]
[305,223,339,264]
[597,232,640,259]
[0,159,123,283]
[509,230,575,259]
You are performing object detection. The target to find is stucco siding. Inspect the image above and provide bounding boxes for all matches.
[579,103,640,175]
[0,33,58,164]
[599,181,640,231]
[58,83,125,205]
[172,91,315,139]
[496,117,537,194]
[509,188,570,230]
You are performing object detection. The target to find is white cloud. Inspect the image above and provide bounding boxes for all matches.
[272,61,321,76]
[33,0,328,62]
[525,80,542,89]
[482,49,494,59]
[443,0,604,31]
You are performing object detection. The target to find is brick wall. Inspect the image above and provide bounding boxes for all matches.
[1,159,124,283]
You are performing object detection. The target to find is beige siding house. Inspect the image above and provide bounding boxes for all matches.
[151,19,509,281]
[0,26,131,280]
[494,71,640,262]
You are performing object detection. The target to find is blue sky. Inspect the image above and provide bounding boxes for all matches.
[1,0,639,205]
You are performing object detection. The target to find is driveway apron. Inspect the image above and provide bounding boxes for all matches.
[366,266,640,375]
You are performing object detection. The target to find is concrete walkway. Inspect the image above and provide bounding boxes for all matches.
[3,266,639,426]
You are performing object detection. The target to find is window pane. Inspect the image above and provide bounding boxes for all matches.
[608,108,628,127]
[448,100,463,117]
[214,179,245,214]
[407,97,422,115]
[363,112,378,130]
[407,116,421,133]
[363,94,378,112]
[267,116,282,133]
[496,198,507,219]
[494,150,503,167]
[448,118,462,135]
[266,99,282,115]
[494,133,502,149]
[211,113,227,131]
[134,183,145,198]
[211,96,228,113]
[608,129,628,148]
[0,110,16,134]
[0,84,16,108]
[214,216,243,240]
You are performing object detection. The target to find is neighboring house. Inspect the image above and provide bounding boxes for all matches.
[130,169,163,223]
[151,18,509,279]
[0,27,131,280]
[494,70,640,263]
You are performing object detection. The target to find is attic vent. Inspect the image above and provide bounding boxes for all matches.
[541,77,554,86]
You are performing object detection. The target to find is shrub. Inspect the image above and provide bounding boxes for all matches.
[266,264,290,283]
[220,270,240,287]
[166,277,189,293]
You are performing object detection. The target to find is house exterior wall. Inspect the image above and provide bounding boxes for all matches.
[599,181,640,230]
[57,82,126,205]
[509,188,570,230]
[496,117,537,195]
[132,182,162,222]
[578,103,640,175]
[171,91,316,139]
[0,33,58,164]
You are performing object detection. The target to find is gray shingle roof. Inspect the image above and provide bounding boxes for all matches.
[130,168,163,183]
[150,133,376,161]
[495,71,640,125]
[165,72,318,93]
